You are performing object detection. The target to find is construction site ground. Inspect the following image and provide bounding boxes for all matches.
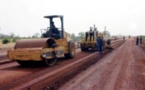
[0,38,145,90]
[59,38,145,90]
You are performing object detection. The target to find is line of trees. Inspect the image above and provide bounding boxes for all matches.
[0,30,111,44]
[0,33,40,39]
[0,33,40,44]
[71,32,85,42]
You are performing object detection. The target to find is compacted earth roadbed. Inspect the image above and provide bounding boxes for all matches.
[60,38,145,90]
[0,40,124,90]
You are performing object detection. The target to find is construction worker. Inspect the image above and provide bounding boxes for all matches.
[136,36,139,45]
[85,27,94,41]
[90,27,94,41]
[97,36,103,54]
[94,27,98,39]
[85,32,88,41]
[51,21,61,39]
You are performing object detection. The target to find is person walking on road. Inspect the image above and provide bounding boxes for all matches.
[123,36,125,41]
[136,36,139,45]
[97,36,103,54]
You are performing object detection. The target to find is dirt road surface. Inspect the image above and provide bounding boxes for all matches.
[59,38,145,90]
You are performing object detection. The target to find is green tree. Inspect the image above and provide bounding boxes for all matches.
[71,33,76,42]
[78,32,85,40]
[2,38,10,44]
[32,33,40,38]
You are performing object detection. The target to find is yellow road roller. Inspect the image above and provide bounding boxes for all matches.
[7,15,75,66]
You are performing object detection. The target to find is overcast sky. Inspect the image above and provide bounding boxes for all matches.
[0,0,145,37]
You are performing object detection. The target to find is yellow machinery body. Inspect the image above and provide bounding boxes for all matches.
[80,30,106,51]
[7,15,75,66]
[8,38,68,61]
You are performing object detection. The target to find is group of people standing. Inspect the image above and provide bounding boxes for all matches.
[136,36,142,45]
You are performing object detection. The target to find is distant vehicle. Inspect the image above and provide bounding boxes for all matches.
[80,25,107,51]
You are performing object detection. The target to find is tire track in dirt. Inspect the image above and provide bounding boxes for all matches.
[113,39,133,90]
[60,39,145,90]
[59,39,127,90]
[100,40,130,90]
[129,42,145,90]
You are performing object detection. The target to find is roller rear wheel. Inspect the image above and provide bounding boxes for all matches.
[81,43,86,51]
[65,41,75,58]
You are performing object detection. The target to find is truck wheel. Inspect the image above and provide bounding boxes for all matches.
[81,43,85,51]
[85,48,89,51]
[95,44,98,51]
[44,52,57,66]
[65,41,75,58]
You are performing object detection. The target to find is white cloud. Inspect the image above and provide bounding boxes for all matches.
[0,0,145,37]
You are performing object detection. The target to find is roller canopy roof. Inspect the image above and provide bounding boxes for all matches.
[44,15,63,19]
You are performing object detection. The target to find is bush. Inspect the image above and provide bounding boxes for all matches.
[12,38,21,43]
[2,38,10,44]
[12,38,17,43]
